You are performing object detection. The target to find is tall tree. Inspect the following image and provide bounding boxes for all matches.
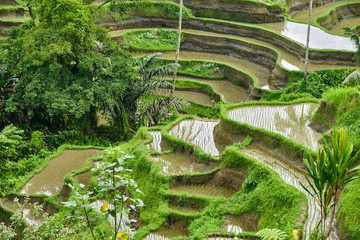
[304,0,313,81]
[170,0,183,97]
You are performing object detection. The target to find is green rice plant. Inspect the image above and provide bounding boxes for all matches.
[302,129,360,239]
[257,228,288,240]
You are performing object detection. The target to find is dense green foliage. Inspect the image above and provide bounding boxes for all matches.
[123,29,184,51]
[95,1,194,23]
[2,0,360,239]
[338,179,360,239]
[263,68,356,102]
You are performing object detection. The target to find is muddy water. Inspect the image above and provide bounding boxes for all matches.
[73,170,93,186]
[291,0,359,22]
[144,220,188,239]
[149,152,216,176]
[168,202,203,213]
[227,103,322,151]
[224,214,256,234]
[257,21,357,51]
[171,184,235,198]
[196,79,248,104]
[239,145,321,240]
[330,16,360,35]
[164,76,249,104]
[133,51,270,88]
[0,198,43,226]
[149,131,162,152]
[169,119,220,156]
[20,149,102,195]
[156,89,213,106]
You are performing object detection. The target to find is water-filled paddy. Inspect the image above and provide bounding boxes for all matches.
[258,21,357,51]
[148,131,163,152]
[134,51,271,88]
[169,119,220,156]
[291,0,359,22]
[195,79,249,104]
[156,89,213,106]
[239,145,320,240]
[149,152,217,176]
[227,103,322,151]
[20,149,102,195]
[0,198,43,225]
[170,184,235,198]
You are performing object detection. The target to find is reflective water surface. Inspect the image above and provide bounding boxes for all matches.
[169,119,221,156]
[227,103,321,151]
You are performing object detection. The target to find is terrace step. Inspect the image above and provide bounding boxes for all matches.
[169,184,235,198]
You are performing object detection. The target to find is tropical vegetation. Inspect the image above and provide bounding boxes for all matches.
[1,0,360,239]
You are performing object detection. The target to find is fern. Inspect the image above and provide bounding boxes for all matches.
[256,228,288,240]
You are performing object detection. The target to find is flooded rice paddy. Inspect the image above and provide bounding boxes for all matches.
[238,145,337,240]
[227,103,322,151]
[281,59,300,71]
[168,202,204,214]
[195,79,249,104]
[258,21,357,51]
[156,89,213,106]
[0,198,43,226]
[169,119,220,156]
[291,0,359,23]
[149,131,163,152]
[20,149,102,195]
[144,220,188,239]
[170,184,235,198]
[165,76,249,104]
[134,51,270,88]
[149,152,217,176]
[330,16,360,35]
[223,214,257,235]
[124,28,353,72]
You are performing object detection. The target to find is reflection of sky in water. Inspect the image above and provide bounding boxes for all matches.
[227,224,242,234]
[281,59,300,71]
[149,131,162,152]
[144,234,169,240]
[228,103,321,151]
[169,120,220,156]
[281,21,357,51]
[150,156,195,175]
[239,146,321,240]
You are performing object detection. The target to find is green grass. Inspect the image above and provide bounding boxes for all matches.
[338,179,360,240]
[95,1,194,23]
[123,29,184,51]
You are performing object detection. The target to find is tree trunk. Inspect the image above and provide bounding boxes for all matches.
[35,0,38,23]
[170,0,183,98]
[304,0,313,80]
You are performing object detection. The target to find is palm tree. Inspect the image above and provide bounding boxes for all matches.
[170,0,183,97]
[301,129,360,239]
[304,0,313,81]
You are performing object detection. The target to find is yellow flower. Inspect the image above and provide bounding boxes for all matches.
[116,232,127,240]
[101,201,109,213]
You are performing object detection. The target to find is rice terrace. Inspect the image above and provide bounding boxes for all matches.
[0,0,360,239]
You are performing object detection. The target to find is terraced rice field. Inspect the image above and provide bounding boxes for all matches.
[156,88,214,106]
[150,152,217,176]
[291,0,359,22]
[227,103,322,151]
[169,119,220,156]
[170,184,235,198]
[20,149,102,195]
